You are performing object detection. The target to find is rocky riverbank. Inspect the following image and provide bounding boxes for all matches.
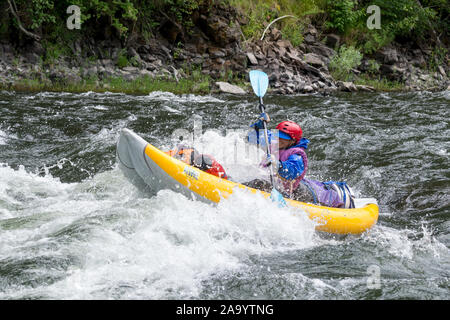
[0,2,448,95]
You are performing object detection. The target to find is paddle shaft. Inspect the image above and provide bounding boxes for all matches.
[258,97,275,186]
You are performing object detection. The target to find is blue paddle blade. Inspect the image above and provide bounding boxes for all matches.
[249,70,269,97]
[270,188,287,208]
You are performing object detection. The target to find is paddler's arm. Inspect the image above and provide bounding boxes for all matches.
[278,154,305,180]
[247,112,273,148]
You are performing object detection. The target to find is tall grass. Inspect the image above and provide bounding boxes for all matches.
[2,75,212,95]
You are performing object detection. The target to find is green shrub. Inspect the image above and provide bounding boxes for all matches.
[329,45,363,81]
[366,59,380,75]
[116,52,129,68]
[281,21,304,47]
[324,0,361,33]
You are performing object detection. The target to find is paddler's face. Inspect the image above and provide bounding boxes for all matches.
[279,138,294,150]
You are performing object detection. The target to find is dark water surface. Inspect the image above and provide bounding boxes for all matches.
[0,90,448,299]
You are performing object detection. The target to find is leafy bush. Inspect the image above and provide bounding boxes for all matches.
[324,0,361,33]
[281,21,304,47]
[329,45,362,81]
[116,50,129,68]
[366,59,380,75]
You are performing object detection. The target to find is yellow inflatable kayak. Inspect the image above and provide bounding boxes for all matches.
[116,128,378,235]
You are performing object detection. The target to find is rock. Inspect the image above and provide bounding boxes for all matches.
[380,64,406,80]
[122,66,139,73]
[82,66,97,78]
[270,28,282,41]
[269,72,279,82]
[377,47,398,65]
[276,40,292,49]
[215,81,246,94]
[305,25,317,36]
[99,59,114,68]
[304,53,325,68]
[29,41,45,56]
[355,84,375,92]
[316,81,325,88]
[66,72,82,83]
[279,71,293,82]
[324,34,340,49]
[24,52,40,65]
[438,66,446,77]
[304,34,316,45]
[246,52,258,65]
[337,81,357,92]
[204,16,239,47]
[307,44,336,59]
[140,69,153,76]
[209,47,226,58]
[303,85,314,92]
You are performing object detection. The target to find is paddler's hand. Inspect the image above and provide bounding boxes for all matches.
[262,154,278,172]
[250,112,270,130]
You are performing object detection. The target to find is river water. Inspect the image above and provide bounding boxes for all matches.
[0,90,448,299]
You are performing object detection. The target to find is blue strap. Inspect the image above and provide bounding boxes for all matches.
[322,181,355,208]
[301,180,318,204]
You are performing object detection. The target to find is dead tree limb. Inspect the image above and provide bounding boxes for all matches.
[7,0,41,41]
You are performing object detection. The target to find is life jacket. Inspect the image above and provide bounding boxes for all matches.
[276,146,309,197]
[270,142,355,208]
[165,145,228,179]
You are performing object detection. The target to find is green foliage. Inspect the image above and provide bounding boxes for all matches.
[42,41,72,65]
[428,46,448,72]
[116,51,129,68]
[329,45,362,81]
[281,21,304,47]
[229,0,324,43]
[70,0,138,36]
[360,29,395,54]
[323,0,447,52]
[366,59,380,75]
[324,0,361,33]
[29,0,57,29]
[355,75,404,91]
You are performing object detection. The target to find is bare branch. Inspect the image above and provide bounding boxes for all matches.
[260,15,297,41]
[7,0,41,42]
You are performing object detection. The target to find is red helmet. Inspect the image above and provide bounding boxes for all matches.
[276,121,303,144]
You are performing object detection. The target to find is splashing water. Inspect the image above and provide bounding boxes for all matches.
[0,90,448,299]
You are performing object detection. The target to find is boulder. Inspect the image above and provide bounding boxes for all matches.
[355,84,375,92]
[270,28,282,41]
[303,85,314,92]
[337,81,357,92]
[209,47,226,58]
[215,81,246,94]
[377,47,398,65]
[276,40,292,49]
[304,53,325,68]
[307,44,336,59]
[305,25,317,36]
[304,34,316,45]
[246,52,258,65]
[380,64,406,80]
[324,34,340,49]
[24,52,40,65]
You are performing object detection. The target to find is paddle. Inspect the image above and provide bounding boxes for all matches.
[249,70,286,207]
